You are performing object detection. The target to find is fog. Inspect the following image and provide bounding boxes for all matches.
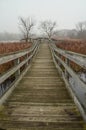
[0,0,86,41]
[0,0,86,33]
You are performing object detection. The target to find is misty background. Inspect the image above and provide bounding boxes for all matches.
[0,0,86,41]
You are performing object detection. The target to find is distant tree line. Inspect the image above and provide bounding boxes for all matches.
[0,32,21,41]
[19,16,57,42]
[0,17,86,42]
[76,21,86,39]
[19,17,86,41]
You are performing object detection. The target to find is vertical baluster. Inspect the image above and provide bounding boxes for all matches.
[58,53,61,67]
[25,54,29,67]
[0,84,3,96]
[14,58,20,79]
[65,58,70,80]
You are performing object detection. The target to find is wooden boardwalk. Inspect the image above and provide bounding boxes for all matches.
[0,43,85,130]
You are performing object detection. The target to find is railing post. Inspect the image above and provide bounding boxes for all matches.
[58,54,61,67]
[14,58,20,78]
[0,84,4,96]
[65,58,70,80]
[25,54,29,67]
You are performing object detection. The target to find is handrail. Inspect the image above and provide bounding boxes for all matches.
[52,43,86,69]
[0,41,39,97]
[50,42,86,121]
[0,55,33,84]
[0,41,38,65]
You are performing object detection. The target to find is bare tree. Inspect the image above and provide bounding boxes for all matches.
[76,21,86,39]
[19,17,35,42]
[40,20,57,40]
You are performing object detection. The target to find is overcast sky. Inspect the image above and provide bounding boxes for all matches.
[0,0,86,33]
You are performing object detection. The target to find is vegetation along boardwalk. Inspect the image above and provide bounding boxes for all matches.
[0,43,85,130]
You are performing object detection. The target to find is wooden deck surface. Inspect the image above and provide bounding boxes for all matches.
[0,43,85,130]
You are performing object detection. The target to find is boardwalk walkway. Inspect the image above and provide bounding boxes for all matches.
[0,43,85,129]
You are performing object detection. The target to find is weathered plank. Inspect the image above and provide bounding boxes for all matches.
[0,43,85,130]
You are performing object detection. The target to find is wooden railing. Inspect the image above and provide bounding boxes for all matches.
[50,42,86,121]
[0,41,39,100]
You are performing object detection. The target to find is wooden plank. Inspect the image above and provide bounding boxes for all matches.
[0,42,85,129]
